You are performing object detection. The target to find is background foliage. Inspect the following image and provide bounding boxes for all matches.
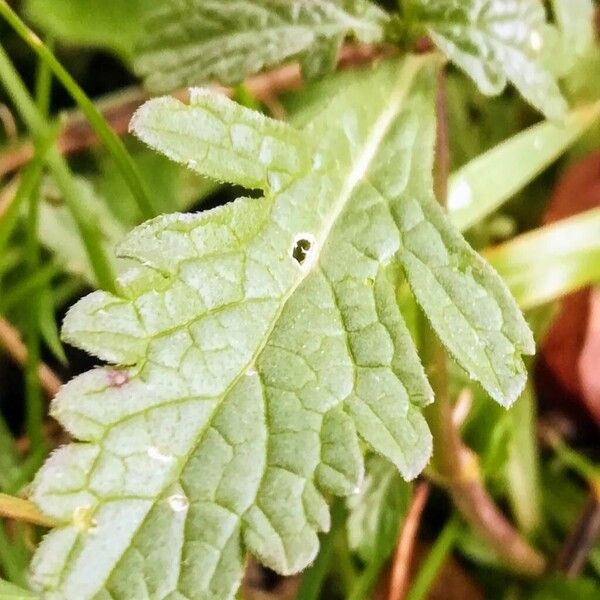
[0,1,600,599]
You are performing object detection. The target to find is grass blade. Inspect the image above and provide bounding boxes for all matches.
[487,207,600,309]
[449,103,600,231]
[0,125,57,255]
[0,0,155,219]
[0,44,116,292]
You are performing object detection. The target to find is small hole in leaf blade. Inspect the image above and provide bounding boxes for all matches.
[292,238,312,265]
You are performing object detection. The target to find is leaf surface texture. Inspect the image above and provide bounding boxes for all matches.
[408,0,568,119]
[135,0,388,91]
[30,57,533,600]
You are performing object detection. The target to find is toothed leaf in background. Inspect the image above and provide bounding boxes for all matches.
[407,0,568,120]
[347,454,410,563]
[134,0,388,92]
[29,56,532,600]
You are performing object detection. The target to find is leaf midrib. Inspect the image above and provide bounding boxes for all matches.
[55,58,426,597]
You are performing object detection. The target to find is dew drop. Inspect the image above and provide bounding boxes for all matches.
[259,142,273,165]
[529,30,543,52]
[147,446,174,464]
[73,505,98,532]
[187,159,199,170]
[532,136,543,151]
[267,171,285,192]
[447,178,473,212]
[168,494,189,513]
[312,153,323,170]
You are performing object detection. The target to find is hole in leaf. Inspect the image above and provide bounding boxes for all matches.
[291,233,316,267]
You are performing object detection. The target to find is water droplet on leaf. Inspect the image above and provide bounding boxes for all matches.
[448,178,473,211]
[168,494,189,512]
[529,30,543,52]
[147,446,174,464]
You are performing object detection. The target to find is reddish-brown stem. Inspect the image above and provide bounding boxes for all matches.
[0,43,392,179]
[556,489,600,576]
[423,68,546,578]
[388,482,430,600]
[0,318,61,398]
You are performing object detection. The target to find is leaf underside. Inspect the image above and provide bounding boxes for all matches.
[408,0,568,120]
[134,0,388,92]
[29,56,533,600]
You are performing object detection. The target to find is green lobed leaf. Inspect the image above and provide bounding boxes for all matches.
[134,0,388,92]
[29,56,532,599]
[407,0,568,120]
[346,454,410,563]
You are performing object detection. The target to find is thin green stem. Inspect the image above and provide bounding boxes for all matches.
[24,188,45,451]
[5,446,47,495]
[334,517,358,596]
[0,76,57,451]
[405,516,461,600]
[22,55,53,452]
[0,1,155,219]
[347,557,384,600]
[47,153,117,291]
[0,126,56,255]
[0,523,27,586]
[35,36,53,117]
[0,43,116,292]
[550,438,600,490]
[34,39,68,363]
[0,261,60,313]
[0,416,20,493]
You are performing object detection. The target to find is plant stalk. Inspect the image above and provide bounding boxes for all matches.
[423,69,546,578]
[387,482,430,600]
